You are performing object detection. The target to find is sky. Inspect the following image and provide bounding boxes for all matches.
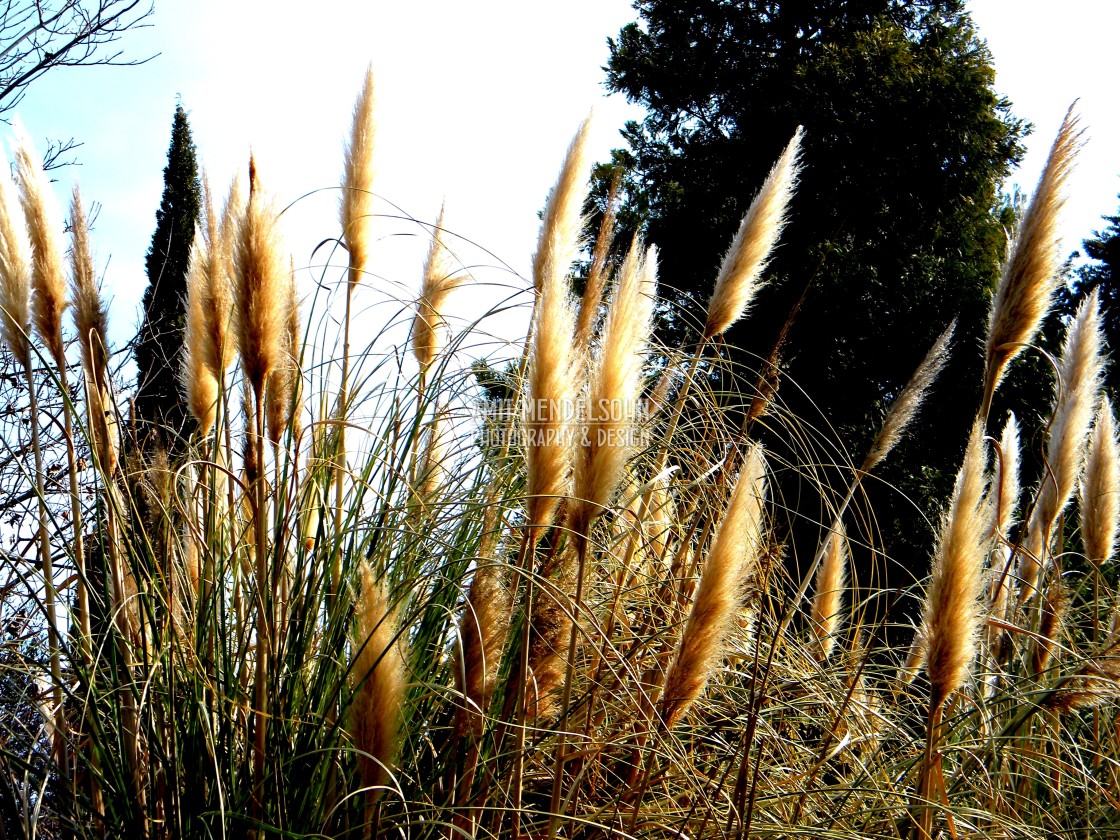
[12,0,1120,351]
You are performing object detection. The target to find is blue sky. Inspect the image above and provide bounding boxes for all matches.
[12,0,1120,348]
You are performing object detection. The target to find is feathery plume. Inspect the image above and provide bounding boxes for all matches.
[456,562,512,737]
[864,320,955,471]
[265,277,297,448]
[182,184,223,434]
[662,447,767,727]
[574,167,622,352]
[233,156,289,401]
[524,123,594,531]
[351,562,406,800]
[12,124,67,367]
[922,421,990,708]
[340,64,377,286]
[703,127,802,340]
[571,239,657,531]
[982,106,1082,415]
[412,204,464,371]
[988,413,1021,542]
[1020,290,1104,599]
[811,523,848,661]
[70,186,118,475]
[1031,580,1069,674]
[531,114,594,295]
[1081,398,1120,566]
[0,148,32,364]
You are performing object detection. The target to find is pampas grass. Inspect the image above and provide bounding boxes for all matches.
[1081,398,1119,567]
[12,124,67,368]
[703,127,801,340]
[661,446,767,727]
[5,74,1120,840]
[810,524,847,661]
[351,562,406,804]
[1020,289,1104,600]
[982,106,1082,417]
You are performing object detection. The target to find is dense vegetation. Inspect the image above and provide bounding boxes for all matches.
[0,57,1117,840]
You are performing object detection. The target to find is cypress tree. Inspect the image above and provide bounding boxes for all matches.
[134,104,201,450]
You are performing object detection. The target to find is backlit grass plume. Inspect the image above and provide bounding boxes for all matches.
[412,203,463,372]
[341,64,377,286]
[810,523,847,661]
[703,127,801,340]
[69,186,118,474]
[662,446,767,727]
[864,320,955,471]
[1020,289,1104,600]
[921,421,989,708]
[531,113,593,295]
[1082,397,1119,567]
[351,562,406,801]
[524,120,591,531]
[0,147,32,364]
[982,106,1082,417]
[12,124,67,368]
[571,238,656,531]
[914,421,990,837]
[234,156,288,400]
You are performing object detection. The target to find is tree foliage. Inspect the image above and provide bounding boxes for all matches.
[134,105,200,449]
[0,1,152,167]
[596,0,1026,569]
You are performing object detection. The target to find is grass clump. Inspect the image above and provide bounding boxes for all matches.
[0,75,1118,840]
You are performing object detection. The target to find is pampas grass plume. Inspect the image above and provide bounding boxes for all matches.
[662,446,767,727]
[703,127,801,340]
[571,239,657,531]
[351,562,406,799]
[0,147,32,364]
[70,186,118,475]
[456,562,512,737]
[1081,397,1119,566]
[864,320,955,471]
[524,122,595,530]
[922,421,989,708]
[341,64,377,286]
[1021,289,1104,599]
[12,124,67,367]
[982,106,1082,415]
[412,203,463,371]
[234,156,288,400]
[532,114,594,295]
[811,523,848,661]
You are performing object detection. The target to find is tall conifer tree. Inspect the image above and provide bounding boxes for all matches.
[134,104,201,449]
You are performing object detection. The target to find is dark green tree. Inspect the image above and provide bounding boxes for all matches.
[134,104,201,449]
[596,0,1026,582]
